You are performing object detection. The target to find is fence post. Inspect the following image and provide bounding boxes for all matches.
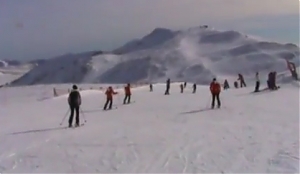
[53,88,58,97]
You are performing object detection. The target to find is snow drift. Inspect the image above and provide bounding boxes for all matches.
[9,26,300,86]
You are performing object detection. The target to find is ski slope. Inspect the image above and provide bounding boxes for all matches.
[0,82,299,173]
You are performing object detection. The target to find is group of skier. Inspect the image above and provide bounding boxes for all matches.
[222,71,279,93]
[165,80,197,95]
[66,70,283,127]
[67,83,133,127]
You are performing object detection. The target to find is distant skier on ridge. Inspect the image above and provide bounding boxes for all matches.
[67,85,82,127]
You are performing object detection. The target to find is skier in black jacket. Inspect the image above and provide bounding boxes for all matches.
[192,83,197,93]
[68,85,81,127]
[164,78,170,95]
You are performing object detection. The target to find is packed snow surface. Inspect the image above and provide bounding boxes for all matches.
[0,82,299,173]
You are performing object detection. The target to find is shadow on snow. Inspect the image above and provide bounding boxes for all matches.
[9,127,67,135]
[235,88,277,97]
[180,108,213,115]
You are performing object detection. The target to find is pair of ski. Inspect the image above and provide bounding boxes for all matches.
[62,123,85,129]
[102,107,118,111]
[193,106,221,113]
[102,101,135,112]
[207,106,221,111]
[251,86,280,94]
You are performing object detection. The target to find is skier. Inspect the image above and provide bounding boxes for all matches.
[254,72,260,92]
[192,83,197,93]
[267,72,272,89]
[184,82,187,88]
[164,78,170,95]
[180,84,184,93]
[267,71,278,90]
[286,59,298,80]
[210,78,221,109]
[150,83,153,92]
[272,71,278,90]
[67,85,81,127]
[103,86,118,110]
[237,74,246,88]
[234,81,238,88]
[123,83,131,104]
[223,79,229,90]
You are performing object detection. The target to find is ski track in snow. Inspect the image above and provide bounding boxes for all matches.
[0,83,299,173]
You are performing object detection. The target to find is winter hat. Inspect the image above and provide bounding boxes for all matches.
[72,85,78,90]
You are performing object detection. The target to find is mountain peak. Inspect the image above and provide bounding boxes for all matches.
[148,27,173,35]
[113,27,176,54]
[144,27,174,39]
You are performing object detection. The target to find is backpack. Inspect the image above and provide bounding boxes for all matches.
[68,90,81,106]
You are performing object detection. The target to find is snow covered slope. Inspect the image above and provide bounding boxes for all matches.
[0,58,35,82]
[0,65,30,86]
[10,26,300,86]
[0,73,23,86]
[10,52,99,86]
[0,82,298,173]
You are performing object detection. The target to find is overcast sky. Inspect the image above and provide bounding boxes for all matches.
[0,0,299,61]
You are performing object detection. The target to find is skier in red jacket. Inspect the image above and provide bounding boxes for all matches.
[210,78,221,109]
[103,86,118,110]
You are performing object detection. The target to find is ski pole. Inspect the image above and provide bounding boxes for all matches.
[59,108,70,126]
[80,108,87,123]
[206,95,211,108]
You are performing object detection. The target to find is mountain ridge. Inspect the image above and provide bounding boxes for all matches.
[8,25,300,86]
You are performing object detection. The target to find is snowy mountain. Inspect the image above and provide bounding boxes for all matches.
[0,83,299,173]
[9,26,300,86]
